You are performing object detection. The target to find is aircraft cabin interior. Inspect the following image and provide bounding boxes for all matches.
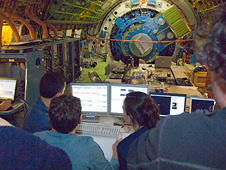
[0,0,225,162]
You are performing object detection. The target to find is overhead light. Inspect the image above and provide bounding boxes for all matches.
[2,25,13,45]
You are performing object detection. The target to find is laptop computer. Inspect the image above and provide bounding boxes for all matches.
[0,77,26,114]
[109,72,124,79]
[189,97,216,113]
[155,56,172,68]
[0,77,17,102]
[149,92,186,117]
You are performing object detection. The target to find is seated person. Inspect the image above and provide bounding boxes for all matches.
[117,91,160,170]
[0,100,12,111]
[23,71,66,133]
[34,95,121,170]
[0,124,72,169]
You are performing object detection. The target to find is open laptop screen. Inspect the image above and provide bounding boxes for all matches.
[0,77,17,101]
[149,92,186,117]
[190,97,216,113]
[155,56,172,68]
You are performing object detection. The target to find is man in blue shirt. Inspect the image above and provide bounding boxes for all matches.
[34,95,121,170]
[23,71,66,133]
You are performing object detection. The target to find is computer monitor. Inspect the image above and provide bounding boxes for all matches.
[110,84,149,117]
[149,92,186,117]
[70,83,110,116]
[190,97,216,113]
[0,77,17,101]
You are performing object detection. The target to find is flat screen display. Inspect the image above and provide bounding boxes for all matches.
[0,77,17,100]
[190,97,216,113]
[149,92,186,117]
[70,83,110,116]
[110,84,149,116]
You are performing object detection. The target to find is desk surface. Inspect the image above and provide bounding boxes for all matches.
[105,64,203,98]
[106,64,190,83]
[167,86,203,98]
[79,126,132,161]
[133,64,189,79]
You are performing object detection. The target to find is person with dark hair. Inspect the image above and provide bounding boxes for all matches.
[0,121,72,170]
[126,5,226,170]
[23,71,66,133]
[117,91,160,170]
[34,95,121,170]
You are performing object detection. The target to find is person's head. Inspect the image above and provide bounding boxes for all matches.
[39,71,66,98]
[123,91,160,130]
[197,5,226,108]
[49,95,81,134]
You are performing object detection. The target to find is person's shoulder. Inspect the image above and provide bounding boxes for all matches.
[76,135,102,150]
[30,96,47,109]
[118,135,129,149]
[164,111,205,121]
[30,97,42,106]
[178,108,226,119]
[157,109,226,130]
[33,130,50,137]
[149,113,191,132]
[160,112,201,125]
[60,133,95,143]
[77,135,94,143]
[25,97,45,115]
[118,127,147,148]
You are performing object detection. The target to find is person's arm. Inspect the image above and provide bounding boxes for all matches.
[0,100,12,111]
[88,138,120,170]
[23,106,51,133]
[112,138,122,159]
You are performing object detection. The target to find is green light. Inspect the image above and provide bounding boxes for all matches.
[54,53,57,59]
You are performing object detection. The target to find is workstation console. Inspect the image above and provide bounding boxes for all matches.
[70,82,150,160]
[0,77,25,115]
[70,82,216,160]
[70,82,149,123]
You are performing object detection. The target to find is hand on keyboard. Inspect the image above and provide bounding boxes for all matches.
[0,99,12,111]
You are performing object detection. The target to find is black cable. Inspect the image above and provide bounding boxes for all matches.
[121,63,132,84]
[14,98,30,116]
[169,68,178,85]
